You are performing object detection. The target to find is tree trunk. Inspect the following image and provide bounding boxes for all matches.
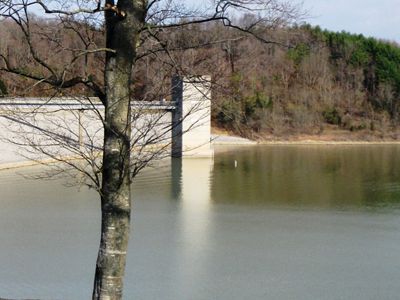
[92,1,144,299]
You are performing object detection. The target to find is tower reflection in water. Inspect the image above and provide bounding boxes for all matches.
[171,157,214,297]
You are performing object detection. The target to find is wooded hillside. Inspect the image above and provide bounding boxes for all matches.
[1,18,400,139]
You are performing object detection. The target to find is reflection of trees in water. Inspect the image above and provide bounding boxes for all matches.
[211,145,400,210]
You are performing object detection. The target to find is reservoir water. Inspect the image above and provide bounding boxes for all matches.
[1,145,400,299]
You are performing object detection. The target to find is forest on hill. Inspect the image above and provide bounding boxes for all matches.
[1,17,400,140]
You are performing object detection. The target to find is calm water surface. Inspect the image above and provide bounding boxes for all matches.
[1,145,400,299]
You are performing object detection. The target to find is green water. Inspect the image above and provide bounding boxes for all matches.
[212,145,400,210]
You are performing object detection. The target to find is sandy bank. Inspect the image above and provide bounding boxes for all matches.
[211,134,257,145]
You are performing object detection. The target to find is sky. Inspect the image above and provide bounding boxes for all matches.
[303,0,400,42]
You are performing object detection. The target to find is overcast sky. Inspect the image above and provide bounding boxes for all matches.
[303,0,399,42]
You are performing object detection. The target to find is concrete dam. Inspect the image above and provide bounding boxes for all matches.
[0,76,212,169]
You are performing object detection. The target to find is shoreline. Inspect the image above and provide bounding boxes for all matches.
[257,140,400,145]
[211,125,400,145]
[212,134,400,146]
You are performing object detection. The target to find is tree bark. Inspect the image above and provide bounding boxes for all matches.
[92,1,144,299]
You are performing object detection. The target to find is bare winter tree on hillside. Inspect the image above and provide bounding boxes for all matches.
[0,1,302,299]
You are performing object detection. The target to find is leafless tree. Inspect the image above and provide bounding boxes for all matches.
[0,1,302,299]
